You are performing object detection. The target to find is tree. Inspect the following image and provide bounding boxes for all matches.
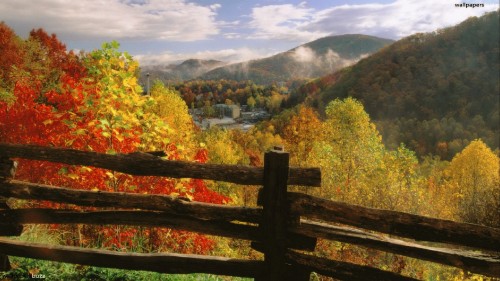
[282,106,323,166]
[446,139,500,227]
[371,144,420,212]
[199,127,249,201]
[246,96,256,110]
[0,22,23,95]
[307,98,385,203]
[0,38,229,254]
[146,81,196,156]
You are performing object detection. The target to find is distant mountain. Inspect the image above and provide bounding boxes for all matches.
[295,11,499,159]
[200,34,394,84]
[141,59,227,83]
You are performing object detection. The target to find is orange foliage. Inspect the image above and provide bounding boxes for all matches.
[0,26,228,254]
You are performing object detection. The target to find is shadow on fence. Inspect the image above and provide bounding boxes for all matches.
[0,143,499,280]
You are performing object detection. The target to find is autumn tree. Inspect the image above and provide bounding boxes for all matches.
[0,22,24,102]
[246,96,256,109]
[144,80,196,156]
[371,144,420,212]
[308,98,384,203]
[0,37,228,254]
[282,105,323,166]
[446,139,500,227]
[199,126,248,202]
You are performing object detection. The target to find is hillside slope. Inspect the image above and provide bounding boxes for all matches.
[310,11,499,158]
[201,34,393,85]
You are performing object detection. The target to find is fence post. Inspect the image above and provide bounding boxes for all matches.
[0,157,22,271]
[255,146,289,281]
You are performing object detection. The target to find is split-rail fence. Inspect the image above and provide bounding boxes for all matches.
[0,143,499,280]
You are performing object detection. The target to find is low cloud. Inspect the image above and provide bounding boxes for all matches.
[0,0,220,42]
[288,47,366,78]
[291,46,316,63]
[135,47,277,66]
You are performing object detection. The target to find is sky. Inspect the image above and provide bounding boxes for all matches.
[0,0,498,66]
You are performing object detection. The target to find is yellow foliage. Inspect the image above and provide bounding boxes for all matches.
[446,139,500,227]
[282,106,323,166]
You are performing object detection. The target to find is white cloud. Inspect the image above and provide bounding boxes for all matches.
[135,47,278,66]
[209,3,221,11]
[309,0,499,39]
[249,3,328,41]
[0,0,220,41]
[249,0,499,41]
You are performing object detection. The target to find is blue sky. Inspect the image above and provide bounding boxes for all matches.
[0,0,498,65]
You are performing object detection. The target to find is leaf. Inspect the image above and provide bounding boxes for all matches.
[42,119,53,125]
[58,167,68,175]
[75,128,86,135]
[99,119,110,127]
[115,135,124,142]
[80,167,92,173]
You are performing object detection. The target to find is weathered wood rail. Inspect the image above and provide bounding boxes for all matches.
[0,143,499,280]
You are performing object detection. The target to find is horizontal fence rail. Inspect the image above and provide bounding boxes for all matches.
[289,192,500,252]
[0,208,260,241]
[0,143,320,187]
[0,238,263,278]
[0,180,262,223]
[286,250,420,281]
[0,207,315,252]
[285,251,418,281]
[291,220,500,277]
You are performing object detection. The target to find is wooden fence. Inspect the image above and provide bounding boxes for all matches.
[0,143,499,280]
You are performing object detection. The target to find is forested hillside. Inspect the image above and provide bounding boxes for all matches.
[296,11,499,159]
[201,34,393,85]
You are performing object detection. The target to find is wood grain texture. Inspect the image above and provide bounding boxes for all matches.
[0,180,261,223]
[0,237,263,277]
[0,208,260,241]
[0,143,320,186]
[289,192,500,252]
[292,220,500,278]
[286,250,419,281]
[256,151,290,281]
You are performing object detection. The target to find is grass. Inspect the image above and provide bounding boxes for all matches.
[1,258,252,281]
[0,225,252,281]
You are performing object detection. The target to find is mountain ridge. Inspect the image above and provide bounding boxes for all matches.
[141,34,393,85]
[141,59,227,83]
[200,34,394,84]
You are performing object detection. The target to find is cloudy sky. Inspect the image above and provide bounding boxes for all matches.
[1,0,498,65]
